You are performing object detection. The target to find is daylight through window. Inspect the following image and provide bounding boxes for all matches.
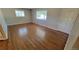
[15,10,25,17]
[36,10,47,20]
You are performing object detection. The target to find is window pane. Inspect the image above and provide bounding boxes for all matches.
[36,10,47,20]
[15,10,25,17]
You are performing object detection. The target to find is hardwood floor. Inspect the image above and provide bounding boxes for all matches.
[0,23,68,50]
[72,36,79,49]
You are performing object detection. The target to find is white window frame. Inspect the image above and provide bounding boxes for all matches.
[36,10,47,20]
[15,10,25,17]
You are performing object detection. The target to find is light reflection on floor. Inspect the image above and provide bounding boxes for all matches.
[36,28,45,39]
[19,28,28,36]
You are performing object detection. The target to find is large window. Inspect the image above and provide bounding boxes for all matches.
[36,10,47,20]
[15,10,25,17]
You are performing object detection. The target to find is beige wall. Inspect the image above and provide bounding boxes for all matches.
[32,8,78,34]
[0,9,8,39]
[1,8,32,25]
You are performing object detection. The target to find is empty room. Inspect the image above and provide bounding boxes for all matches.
[0,8,79,50]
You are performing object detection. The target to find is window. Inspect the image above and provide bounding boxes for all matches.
[15,10,25,17]
[36,10,47,20]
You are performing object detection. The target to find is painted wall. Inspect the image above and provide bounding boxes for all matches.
[32,8,78,34]
[0,9,8,39]
[57,9,78,34]
[1,8,32,25]
[64,13,79,50]
[32,8,62,32]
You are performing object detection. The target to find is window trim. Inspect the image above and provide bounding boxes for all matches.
[15,10,25,17]
[36,10,47,20]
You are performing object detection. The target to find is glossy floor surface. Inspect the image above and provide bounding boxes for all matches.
[72,37,79,50]
[0,23,68,50]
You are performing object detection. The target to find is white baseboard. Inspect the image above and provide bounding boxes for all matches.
[7,21,32,26]
[34,22,68,34]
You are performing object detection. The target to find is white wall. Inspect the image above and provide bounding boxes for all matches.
[32,8,62,31]
[32,8,78,34]
[57,9,78,34]
[0,9,8,39]
[1,8,32,25]
[64,13,79,50]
